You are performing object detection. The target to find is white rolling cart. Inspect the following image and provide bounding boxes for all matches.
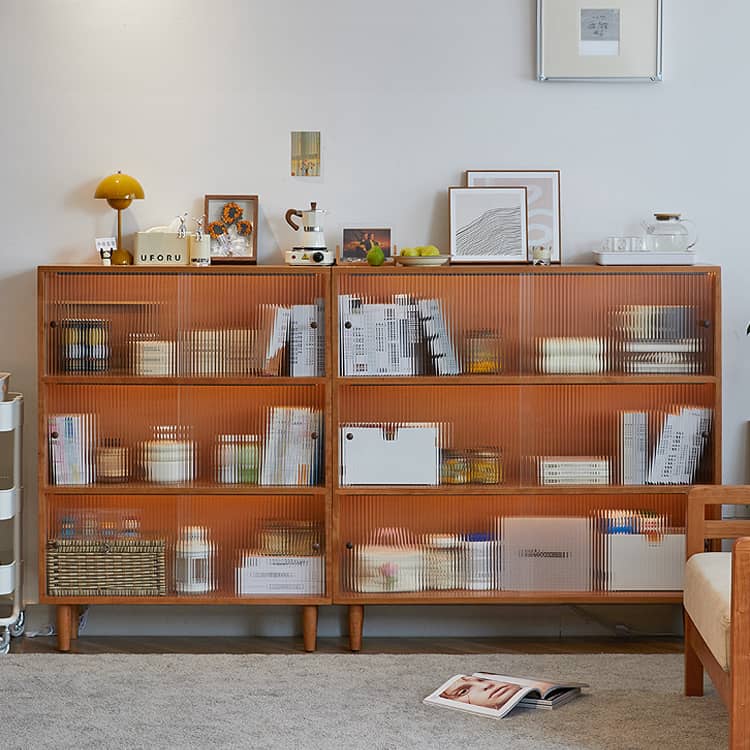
[0,374,24,653]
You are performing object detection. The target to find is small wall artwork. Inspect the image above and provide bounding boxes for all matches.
[340,228,392,263]
[291,131,321,176]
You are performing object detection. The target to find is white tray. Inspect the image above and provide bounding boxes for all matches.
[593,250,697,266]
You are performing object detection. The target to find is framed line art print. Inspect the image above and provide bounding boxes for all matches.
[537,0,663,82]
[449,187,528,264]
[466,170,561,263]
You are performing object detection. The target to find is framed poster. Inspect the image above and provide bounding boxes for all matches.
[466,170,561,263]
[449,187,528,263]
[537,0,663,82]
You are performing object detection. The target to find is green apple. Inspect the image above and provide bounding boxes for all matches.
[400,247,419,257]
[420,245,441,257]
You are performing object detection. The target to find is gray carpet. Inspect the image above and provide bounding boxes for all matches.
[0,653,725,749]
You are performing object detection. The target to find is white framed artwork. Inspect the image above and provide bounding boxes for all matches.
[449,187,528,264]
[466,170,561,263]
[537,0,663,82]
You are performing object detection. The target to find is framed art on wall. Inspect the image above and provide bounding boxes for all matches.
[203,195,258,264]
[449,187,528,264]
[537,0,663,82]
[466,170,561,263]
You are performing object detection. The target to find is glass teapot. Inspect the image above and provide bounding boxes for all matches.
[641,213,698,253]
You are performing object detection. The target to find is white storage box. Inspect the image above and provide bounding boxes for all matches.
[0,560,16,596]
[350,528,424,593]
[340,424,439,485]
[606,533,685,590]
[501,517,592,591]
[134,232,190,266]
[236,554,323,595]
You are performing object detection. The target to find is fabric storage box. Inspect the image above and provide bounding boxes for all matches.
[236,554,324,595]
[500,517,592,591]
[350,528,424,592]
[46,538,166,597]
[340,424,439,485]
[606,532,685,590]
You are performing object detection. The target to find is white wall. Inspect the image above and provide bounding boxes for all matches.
[4,0,749,638]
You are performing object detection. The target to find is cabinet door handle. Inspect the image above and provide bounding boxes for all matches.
[345,542,353,550]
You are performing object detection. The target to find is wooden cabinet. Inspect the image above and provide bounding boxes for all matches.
[38,264,721,652]
[332,265,721,649]
[37,266,332,651]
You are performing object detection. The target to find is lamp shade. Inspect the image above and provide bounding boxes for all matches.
[94,171,145,208]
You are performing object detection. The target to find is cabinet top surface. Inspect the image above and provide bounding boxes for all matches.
[38,264,721,275]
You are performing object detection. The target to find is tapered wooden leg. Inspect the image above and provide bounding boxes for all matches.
[349,605,364,652]
[70,606,79,640]
[302,606,318,652]
[684,615,704,697]
[56,605,73,652]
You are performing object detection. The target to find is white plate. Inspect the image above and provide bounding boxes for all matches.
[395,255,451,267]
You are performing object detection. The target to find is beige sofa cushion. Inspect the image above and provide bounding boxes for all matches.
[684,552,732,671]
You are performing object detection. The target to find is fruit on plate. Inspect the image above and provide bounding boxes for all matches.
[420,245,441,257]
[400,247,419,257]
[367,246,385,266]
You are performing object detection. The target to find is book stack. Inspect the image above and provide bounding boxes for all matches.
[260,406,323,486]
[339,294,460,376]
[538,456,610,485]
[537,337,606,374]
[611,304,704,373]
[647,406,712,484]
[48,413,96,485]
[620,411,648,485]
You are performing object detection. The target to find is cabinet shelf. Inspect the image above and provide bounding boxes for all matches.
[335,485,693,495]
[337,375,719,386]
[40,594,331,605]
[43,375,328,386]
[46,483,327,495]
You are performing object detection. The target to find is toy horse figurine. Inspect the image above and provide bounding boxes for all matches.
[193,216,204,242]
[176,212,189,239]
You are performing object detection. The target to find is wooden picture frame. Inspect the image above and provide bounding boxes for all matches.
[203,194,258,264]
[449,187,529,264]
[466,170,561,263]
[537,0,663,82]
[338,228,393,264]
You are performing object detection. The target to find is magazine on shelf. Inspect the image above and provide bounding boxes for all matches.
[424,672,588,719]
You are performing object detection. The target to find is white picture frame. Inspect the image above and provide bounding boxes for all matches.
[537,0,663,82]
[466,170,561,263]
[449,187,528,264]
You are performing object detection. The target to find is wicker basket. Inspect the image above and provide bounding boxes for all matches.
[46,538,167,597]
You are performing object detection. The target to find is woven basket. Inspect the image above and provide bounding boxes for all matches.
[46,538,167,597]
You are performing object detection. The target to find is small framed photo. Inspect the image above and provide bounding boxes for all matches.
[466,170,561,263]
[537,0,663,82]
[339,228,392,264]
[291,131,321,177]
[203,195,258,264]
[449,187,528,264]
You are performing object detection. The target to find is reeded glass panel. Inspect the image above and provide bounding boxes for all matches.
[338,494,685,595]
[45,384,325,488]
[46,494,326,599]
[523,271,716,375]
[336,269,521,376]
[338,383,714,488]
[41,270,328,378]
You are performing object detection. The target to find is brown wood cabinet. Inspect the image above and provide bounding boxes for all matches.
[38,265,721,652]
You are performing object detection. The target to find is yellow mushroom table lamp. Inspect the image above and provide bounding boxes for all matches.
[94,171,145,265]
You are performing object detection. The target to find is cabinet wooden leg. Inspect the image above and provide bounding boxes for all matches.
[684,616,704,697]
[349,605,364,652]
[56,605,73,652]
[302,606,318,652]
[70,606,79,640]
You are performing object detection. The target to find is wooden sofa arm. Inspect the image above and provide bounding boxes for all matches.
[687,486,750,557]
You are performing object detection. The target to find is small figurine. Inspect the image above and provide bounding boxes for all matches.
[193,217,204,242]
[176,212,189,239]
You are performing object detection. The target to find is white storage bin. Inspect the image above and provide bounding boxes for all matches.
[501,517,592,591]
[237,555,324,595]
[340,424,439,485]
[0,561,16,596]
[606,533,685,590]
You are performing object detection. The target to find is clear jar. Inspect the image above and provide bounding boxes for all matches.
[470,449,502,485]
[216,434,260,484]
[441,450,470,485]
[465,330,502,374]
[95,438,129,483]
[143,425,195,483]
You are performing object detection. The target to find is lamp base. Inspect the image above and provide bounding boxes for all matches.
[111,248,133,265]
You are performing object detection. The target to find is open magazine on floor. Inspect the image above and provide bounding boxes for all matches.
[423,673,589,719]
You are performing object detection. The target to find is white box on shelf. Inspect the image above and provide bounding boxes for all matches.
[236,554,324,595]
[340,424,440,485]
[501,517,592,591]
[134,232,190,266]
[606,533,685,591]
[593,250,697,266]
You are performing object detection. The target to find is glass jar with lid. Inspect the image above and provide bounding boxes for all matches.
[95,437,129,483]
[441,450,470,485]
[216,434,261,484]
[464,330,502,374]
[469,448,503,485]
